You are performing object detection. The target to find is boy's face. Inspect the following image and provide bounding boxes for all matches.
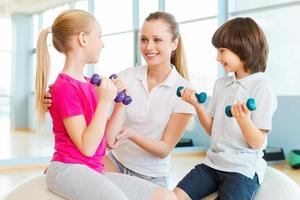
[216,48,249,79]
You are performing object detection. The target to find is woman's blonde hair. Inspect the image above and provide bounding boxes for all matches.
[35,9,96,124]
[145,11,189,80]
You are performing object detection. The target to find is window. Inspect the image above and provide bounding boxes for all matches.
[166,0,218,95]
[230,0,300,95]
[180,20,218,94]
[0,18,11,95]
[94,0,132,34]
[139,0,158,23]
[95,33,133,76]
[75,0,88,11]
[166,0,217,22]
[0,18,11,120]
[94,0,134,75]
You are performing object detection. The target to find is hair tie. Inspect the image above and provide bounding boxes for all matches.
[48,26,52,33]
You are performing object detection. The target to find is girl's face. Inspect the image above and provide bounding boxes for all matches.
[85,21,104,64]
[216,48,248,79]
[140,20,178,67]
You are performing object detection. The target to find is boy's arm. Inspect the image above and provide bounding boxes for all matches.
[232,103,267,149]
[180,88,213,136]
[194,103,213,136]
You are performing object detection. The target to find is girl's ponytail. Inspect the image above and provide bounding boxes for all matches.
[35,28,50,125]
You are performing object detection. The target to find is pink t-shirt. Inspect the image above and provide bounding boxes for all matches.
[49,73,106,173]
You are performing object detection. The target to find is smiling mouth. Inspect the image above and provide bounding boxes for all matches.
[145,53,159,58]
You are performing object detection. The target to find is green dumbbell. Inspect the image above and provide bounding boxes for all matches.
[176,86,207,104]
[225,98,256,117]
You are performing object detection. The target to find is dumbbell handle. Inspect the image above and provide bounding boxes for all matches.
[90,73,132,105]
[176,86,207,104]
[225,98,256,117]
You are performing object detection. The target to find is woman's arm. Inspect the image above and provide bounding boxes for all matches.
[116,113,192,159]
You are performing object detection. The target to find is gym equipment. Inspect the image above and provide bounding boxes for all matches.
[176,86,207,104]
[287,149,300,169]
[225,98,256,117]
[90,73,132,105]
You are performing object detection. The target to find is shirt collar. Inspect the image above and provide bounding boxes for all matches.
[225,72,263,89]
[134,65,178,87]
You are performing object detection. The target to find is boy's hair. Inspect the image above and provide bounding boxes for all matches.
[35,9,96,124]
[212,17,268,73]
[145,11,189,80]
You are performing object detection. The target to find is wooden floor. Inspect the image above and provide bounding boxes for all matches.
[0,124,299,198]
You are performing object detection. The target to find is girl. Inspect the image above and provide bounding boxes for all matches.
[36,9,176,200]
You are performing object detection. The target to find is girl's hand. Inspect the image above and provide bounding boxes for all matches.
[96,77,117,103]
[110,76,130,96]
[44,84,53,112]
[231,102,251,120]
[180,88,199,107]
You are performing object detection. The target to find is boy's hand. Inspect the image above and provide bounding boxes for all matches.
[231,102,251,120]
[180,88,199,107]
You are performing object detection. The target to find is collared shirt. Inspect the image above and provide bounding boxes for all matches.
[112,65,195,177]
[204,72,277,184]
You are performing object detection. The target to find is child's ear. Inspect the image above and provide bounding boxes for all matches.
[78,32,88,47]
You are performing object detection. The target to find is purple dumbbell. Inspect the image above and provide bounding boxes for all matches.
[109,74,132,105]
[90,73,132,105]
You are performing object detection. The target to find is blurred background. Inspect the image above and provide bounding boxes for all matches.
[0,0,299,196]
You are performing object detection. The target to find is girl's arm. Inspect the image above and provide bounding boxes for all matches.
[232,103,267,149]
[63,78,117,157]
[180,88,213,135]
[115,113,192,158]
[104,77,127,148]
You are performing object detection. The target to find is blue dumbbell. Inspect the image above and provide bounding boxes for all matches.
[225,98,256,117]
[176,86,207,104]
[90,73,132,105]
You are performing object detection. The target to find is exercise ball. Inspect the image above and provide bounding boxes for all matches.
[287,149,300,169]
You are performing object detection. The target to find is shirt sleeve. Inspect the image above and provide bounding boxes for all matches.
[117,68,131,86]
[251,80,277,131]
[54,84,84,119]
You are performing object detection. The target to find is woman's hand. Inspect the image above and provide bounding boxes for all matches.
[44,85,52,112]
[111,127,134,148]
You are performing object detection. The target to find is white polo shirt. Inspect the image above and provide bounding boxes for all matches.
[203,72,277,184]
[112,65,195,177]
